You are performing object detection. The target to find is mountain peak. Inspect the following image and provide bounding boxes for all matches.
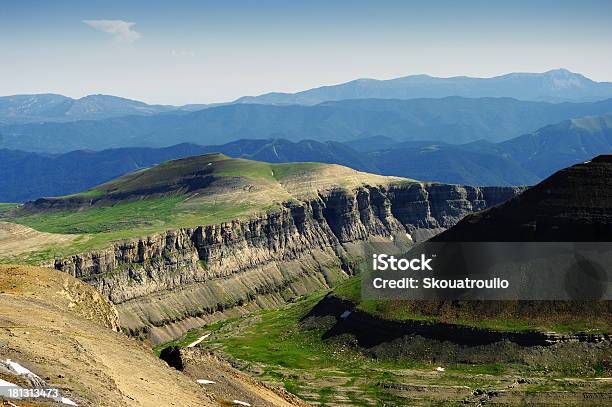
[543,68,591,83]
[544,68,576,75]
[78,94,134,101]
[21,153,397,214]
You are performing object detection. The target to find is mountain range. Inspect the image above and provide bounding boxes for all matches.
[361,113,612,185]
[1,141,609,406]
[2,153,608,405]
[1,68,610,201]
[2,96,612,153]
[2,113,611,202]
[2,69,612,126]
[236,69,612,105]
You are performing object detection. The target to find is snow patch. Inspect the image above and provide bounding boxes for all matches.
[0,360,78,405]
[60,397,79,406]
[187,333,211,348]
[0,378,20,388]
[4,359,40,378]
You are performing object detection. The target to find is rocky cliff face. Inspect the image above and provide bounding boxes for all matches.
[53,182,521,344]
[435,155,612,241]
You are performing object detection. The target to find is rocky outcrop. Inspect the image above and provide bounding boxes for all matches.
[302,294,611,371]
[161,347,311,407]
[53,182,521,343]
[305,295,611,348]
[435,155,612,241]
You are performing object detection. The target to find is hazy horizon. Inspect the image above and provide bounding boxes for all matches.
[2,67,608,105]
[2,0,611,104]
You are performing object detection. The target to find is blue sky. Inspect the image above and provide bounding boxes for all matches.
[1,0,611,104]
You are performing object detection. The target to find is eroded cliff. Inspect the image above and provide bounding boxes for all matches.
[53,183,521,343]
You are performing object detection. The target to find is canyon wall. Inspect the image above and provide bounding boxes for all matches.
[53,183,522,344]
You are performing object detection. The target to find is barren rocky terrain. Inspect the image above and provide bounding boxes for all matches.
[0,265,306,406]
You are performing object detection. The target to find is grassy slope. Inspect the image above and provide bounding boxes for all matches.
[156,283,611,406]
[0,203,18,213]
[156,293,440,406]
[1,154,401,262]
[11,197,259,257]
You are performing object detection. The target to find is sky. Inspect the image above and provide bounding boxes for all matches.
[1,0,611,105]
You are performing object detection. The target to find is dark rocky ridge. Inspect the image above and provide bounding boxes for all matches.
[301,295,611,370]
[306,295,611,348]
[434,155,612,241]
[53,183,521,344]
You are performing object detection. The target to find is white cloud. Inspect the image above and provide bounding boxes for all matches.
[171,49,196,57]
[82,19,141,43]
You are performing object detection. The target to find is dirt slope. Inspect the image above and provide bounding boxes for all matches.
[0,222,76,258]
[0,265,309,407]
[0,265,216,406]
[178,349,310,407]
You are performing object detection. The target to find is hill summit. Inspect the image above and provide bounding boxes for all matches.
[3,154,403,259]
[22,153,399,211]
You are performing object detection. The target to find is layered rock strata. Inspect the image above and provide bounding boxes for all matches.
[53,183,521,343]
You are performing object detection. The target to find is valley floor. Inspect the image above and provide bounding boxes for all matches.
[157,292,612,407]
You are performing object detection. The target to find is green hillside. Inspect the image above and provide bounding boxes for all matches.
[1,153,402,263]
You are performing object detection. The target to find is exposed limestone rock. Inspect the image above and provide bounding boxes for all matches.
[53,183,521,343]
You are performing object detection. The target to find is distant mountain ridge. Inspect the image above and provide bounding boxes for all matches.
[3,69,612,125]
[3,96,612,152]
[236,69,612,105]
[495,113,612,178]
[0,144,210,202]
[0,93,208,124]
[1,113,611,202]
[359,113,612,186]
